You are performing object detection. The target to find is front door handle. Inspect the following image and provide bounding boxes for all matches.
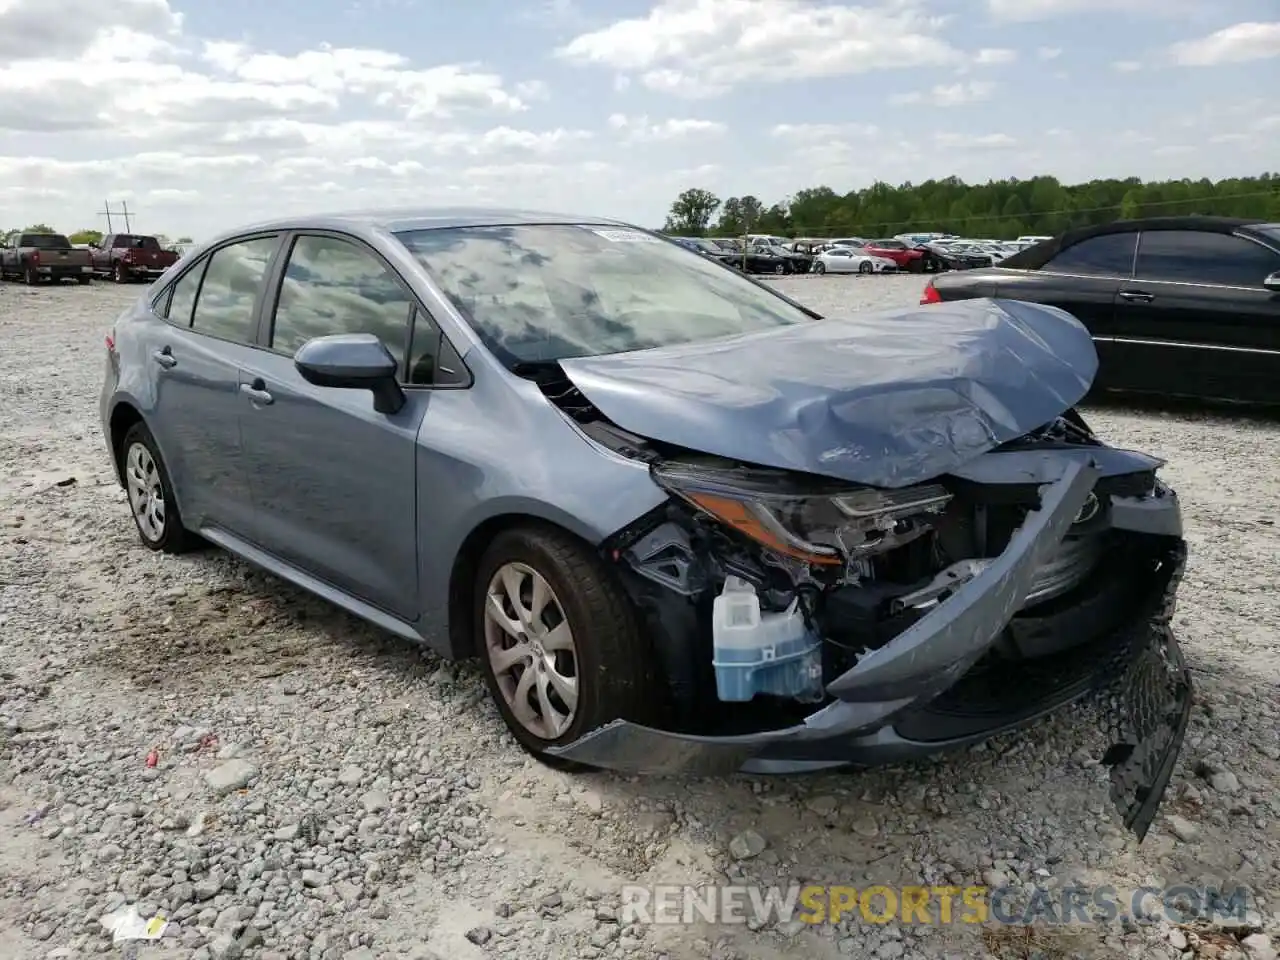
[151,347,177,369]
[1119,290,1155,303]
[239,382,274,405]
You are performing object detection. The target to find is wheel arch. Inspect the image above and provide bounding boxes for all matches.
[445,512,607,660]
[107,401,145,486]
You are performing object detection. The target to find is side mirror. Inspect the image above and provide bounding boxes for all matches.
[294,333,405,415]
[1264,271,1280,291]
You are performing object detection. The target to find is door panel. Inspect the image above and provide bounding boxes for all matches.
[1112,230,1280,402]
[236,232,426,619]
[237,354,427,618]
[144,236,279,534]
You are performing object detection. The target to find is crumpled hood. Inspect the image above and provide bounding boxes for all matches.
[557,297,1097,488]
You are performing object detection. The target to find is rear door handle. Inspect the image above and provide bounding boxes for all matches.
[239,382,274,406]
[152,348,177,369]
[1119,290,1155,303]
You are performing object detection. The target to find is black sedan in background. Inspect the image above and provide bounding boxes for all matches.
[921,216,1280,404]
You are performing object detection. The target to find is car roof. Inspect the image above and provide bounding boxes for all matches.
[1001,215,1269,269]
[225,206,629,236]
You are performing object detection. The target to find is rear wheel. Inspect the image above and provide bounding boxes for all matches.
[859,260,874,274]
[119,422,196,554]
[475,525,656,767]
[77,276,91,285]
[24,265,38,285]
[773,262,786,275]
[113,262,128,283]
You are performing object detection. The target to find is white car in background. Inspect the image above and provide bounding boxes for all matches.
[812,247,898,275]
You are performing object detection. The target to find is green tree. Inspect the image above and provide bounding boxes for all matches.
[69,229,103,245]
[661,173,1278,239]
[663,187,721,235]
[21,223,56,234]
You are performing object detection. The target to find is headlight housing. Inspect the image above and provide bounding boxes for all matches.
[651,460,952,567]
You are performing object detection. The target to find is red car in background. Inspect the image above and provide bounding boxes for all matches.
[863,239,927,272]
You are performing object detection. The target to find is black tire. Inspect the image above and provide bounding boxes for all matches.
[77,276,91,285]
[773,262,786,275]
[814,261,826,275]
[474,524,656,768]
[859,261,873,274]
[113,262,128,283]
[118,421,197,554]
[24,265,38,285]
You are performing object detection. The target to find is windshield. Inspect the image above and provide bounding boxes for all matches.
[115,235,161,250]
[22,234,71,249]
[1256,224,1280,245]
[396,224,816,365]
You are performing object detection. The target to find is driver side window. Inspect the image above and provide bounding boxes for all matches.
[269,235,414,373]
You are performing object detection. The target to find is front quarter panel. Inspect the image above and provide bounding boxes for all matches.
[413,358,668,650]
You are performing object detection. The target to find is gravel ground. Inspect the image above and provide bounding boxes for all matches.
[2,273,1279,960]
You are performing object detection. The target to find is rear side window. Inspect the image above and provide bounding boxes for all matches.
[190,236,279,344]
[1044,233,1137,276]
[269,235,415,369]
[164,260,208,327]
[1135,231,1280,288]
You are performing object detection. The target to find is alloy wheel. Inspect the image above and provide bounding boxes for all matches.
[125,441,166,542]
[483,561,579,740]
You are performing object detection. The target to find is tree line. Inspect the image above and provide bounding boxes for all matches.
[4,224,193,245]
[661,173,1280,239]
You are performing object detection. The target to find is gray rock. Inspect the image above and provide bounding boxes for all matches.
[204,759,258,796]
[465,927,493,945]
[301,870,325,888]
[1166,814,1199,842]
[1209,771,1241,793]
[208,933,243,960]
[728,829,766,860]
[360,790,389,813]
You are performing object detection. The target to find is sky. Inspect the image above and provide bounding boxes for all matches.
[0,0,1276,239]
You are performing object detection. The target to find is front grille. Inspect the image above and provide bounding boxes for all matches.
[1024,534,1104,606]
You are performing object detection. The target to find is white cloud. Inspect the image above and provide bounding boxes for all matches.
[555,0,961,94]
[769,122,880,142]
[606,114,727,142]
[1037,46,1063,60]
[892,81,996,106]
[933,132,1018,149]
[1112,60,1143,72]
[1170,22,1280,66]
[987,0,1177,20]
[974,48,1017,65]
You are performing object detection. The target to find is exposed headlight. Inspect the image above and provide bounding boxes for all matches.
[652,460,952,567]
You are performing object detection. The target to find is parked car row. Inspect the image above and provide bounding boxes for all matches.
[667,231,1046,276]
[0,231,179,285]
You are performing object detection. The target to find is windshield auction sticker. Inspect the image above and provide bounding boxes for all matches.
[587,228,662,243]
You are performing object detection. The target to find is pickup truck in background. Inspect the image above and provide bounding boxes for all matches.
[0,232,94,284]
[90,233,180,283]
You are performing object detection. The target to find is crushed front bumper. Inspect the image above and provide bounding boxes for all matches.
[549,459,1193,841]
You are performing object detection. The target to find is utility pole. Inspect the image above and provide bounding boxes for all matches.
[98,201,134,234]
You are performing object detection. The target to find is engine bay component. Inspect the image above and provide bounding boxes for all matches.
[711,577,823,702]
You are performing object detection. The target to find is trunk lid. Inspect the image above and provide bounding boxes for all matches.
[557,297,1097,488]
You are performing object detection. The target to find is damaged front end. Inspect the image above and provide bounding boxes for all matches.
[548,413,1192,842]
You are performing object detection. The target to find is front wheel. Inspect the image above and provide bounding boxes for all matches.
[773,262,786,275]
[475,525,656,767]
[814,261,826,275]
[119,422,197,554]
